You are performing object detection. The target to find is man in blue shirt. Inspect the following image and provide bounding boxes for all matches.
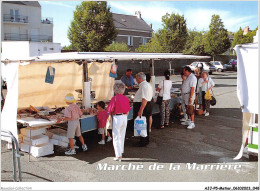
[121,69,136,94]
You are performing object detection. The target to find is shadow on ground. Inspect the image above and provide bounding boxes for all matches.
[41,108,251,165]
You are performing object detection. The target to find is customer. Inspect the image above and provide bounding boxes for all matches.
[145,73,154,132]
[181,66,197,129]
[198,71,215,116]
[121,69,136,95]
[180,72,188,122]
[156,70,172,129]
[194,67,201,110]
[133,72,153,146]
[107,82,131,161]
[56,93,88,155]
[96,101,112,145]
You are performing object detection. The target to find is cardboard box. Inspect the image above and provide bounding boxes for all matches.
[23,134,49,146]
[47,128,69,143]
[21,126,47,137]
[20,142,54,158]
[50,138,59,145]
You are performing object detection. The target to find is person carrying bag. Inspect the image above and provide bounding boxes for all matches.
[198,72,215,116]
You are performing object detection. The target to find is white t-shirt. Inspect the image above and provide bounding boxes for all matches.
[133,81,153,102]
[182,73,197,94]
[198,77,215,91]
[158,80,172,100]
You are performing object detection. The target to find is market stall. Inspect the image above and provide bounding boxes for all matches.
[233,31,258,160]
[1,52,210,157]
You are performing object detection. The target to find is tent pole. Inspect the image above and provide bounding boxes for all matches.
[82,61,90,108]
[150,59,155,96]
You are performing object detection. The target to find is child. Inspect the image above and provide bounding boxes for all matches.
[96,101,112,144]
[56,93,88,155]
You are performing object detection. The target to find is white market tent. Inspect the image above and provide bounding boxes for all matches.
[234,42,259,159]
[1,52,210,142]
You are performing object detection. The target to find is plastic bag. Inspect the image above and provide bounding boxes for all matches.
[134,116,147,137]
[204,89,212,100]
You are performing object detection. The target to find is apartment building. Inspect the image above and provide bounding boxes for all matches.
[1,1,61,58]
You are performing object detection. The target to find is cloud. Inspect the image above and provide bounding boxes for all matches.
[40,1,75,9]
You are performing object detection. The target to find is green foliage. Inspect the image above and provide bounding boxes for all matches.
[183,30,207,55]
[62,44,75,51]
[68,1,118,52]
[158,13,188,53]
[136,13,188,53]
[104,42,130,52]
[232,26,258,47]
[135,34,164,53]
[204,15,231,56]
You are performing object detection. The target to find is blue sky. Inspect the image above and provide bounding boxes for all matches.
[40,1,259,46]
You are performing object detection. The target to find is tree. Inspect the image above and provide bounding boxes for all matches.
[183,30,207,55]
[104,42,130,52]
[157,13,188,53]
[232,26,258,47]
[62,44,76,51]
[68,1,118,52]
[204,15,231,58]
[135,34,164,53]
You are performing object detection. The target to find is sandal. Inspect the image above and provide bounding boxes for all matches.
[160,125,164,129]
[165,123,169,127]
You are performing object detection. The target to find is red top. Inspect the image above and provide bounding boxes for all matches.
[107,94,131,115]
[97,110,109,128]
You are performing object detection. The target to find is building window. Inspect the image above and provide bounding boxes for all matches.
[43,47,47,51]
[143,38,148,45]
[49,48,54,50]
[128,36,133,46]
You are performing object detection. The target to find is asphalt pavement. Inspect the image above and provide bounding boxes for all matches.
[1,71,258,182]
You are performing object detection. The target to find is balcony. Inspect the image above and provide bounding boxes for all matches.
[41,17,53,24]
[3,14,28,23]
[4,33,53,42]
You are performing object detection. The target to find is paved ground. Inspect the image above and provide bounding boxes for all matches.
[1,71,258,182]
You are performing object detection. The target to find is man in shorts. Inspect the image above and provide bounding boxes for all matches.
[181,66,197,129]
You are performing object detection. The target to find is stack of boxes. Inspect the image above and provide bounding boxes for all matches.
[46,128,76,148]
[20,126,54,158]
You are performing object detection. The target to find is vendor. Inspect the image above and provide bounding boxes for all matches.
[121,69,136,95]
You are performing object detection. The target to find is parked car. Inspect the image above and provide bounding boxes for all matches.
[210,61,226,72]
[224,59,237,71]
[187,61,216,75]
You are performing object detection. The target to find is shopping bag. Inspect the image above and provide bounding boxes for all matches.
[210,96,216,106]
[134,116,147,137]
[204,89,212,100]
[106,115,112,130]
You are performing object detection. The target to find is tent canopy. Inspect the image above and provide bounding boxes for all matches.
[1,52,211,63]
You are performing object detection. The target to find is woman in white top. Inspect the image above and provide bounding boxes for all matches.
[198,71,215,116]
[156,70,172,129]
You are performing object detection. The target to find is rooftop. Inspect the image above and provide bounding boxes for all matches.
[112,13,153,32]
[3,1,41,7]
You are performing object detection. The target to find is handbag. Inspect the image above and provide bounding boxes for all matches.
[210,89,217,106]
[134,116,147,137]
[105,95,117,134]
[156,80,164,105]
